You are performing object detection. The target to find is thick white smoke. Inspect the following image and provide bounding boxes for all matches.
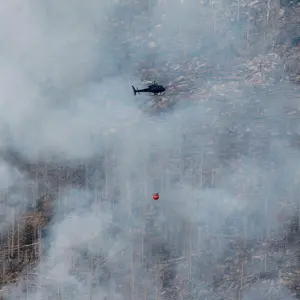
[0,0,299,299]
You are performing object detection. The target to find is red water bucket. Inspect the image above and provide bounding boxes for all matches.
[153,193,159,200]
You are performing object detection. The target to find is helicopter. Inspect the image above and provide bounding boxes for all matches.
[132,81,166,96]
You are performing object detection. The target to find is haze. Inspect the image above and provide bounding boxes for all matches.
[0,0,299,299]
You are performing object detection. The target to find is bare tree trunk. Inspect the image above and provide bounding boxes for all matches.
[131,245,135,300]
[10,216,15,258]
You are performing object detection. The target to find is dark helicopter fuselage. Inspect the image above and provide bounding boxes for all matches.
[132,83,166,95]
